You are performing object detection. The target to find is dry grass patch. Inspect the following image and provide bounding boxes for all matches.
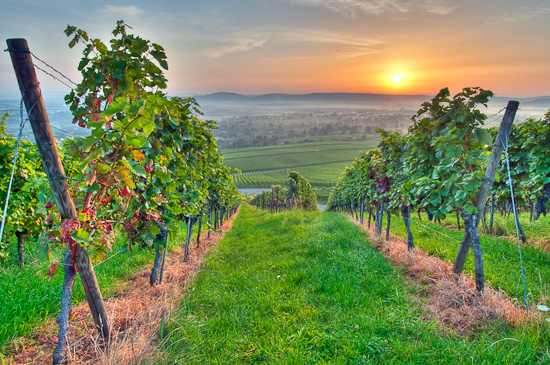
[353,218,537,336]
[10,210,238,364]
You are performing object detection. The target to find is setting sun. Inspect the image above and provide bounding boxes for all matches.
[393,74,404,84]
[379,70,412,93]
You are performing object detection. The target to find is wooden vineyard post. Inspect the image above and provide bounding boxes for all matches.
[16,230,25,267]
[207,207,212,238]
[377,202,385,235]
[360,197,364,224]
[7,38,110,363]
[453,100,519,279]
[401,205,414,250]
[367,205,372,228]
[385,210,391,241]
[489,194,495,233]
[196,214,203,248]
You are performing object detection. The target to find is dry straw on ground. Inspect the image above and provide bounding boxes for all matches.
[353,217,538,335]
[10,209,540,364]
[11,209,238,365]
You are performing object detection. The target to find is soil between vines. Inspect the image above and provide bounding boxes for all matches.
[350,215,536,335]
[10,209,239,365]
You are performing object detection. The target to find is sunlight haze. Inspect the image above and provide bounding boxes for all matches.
[1,0,549,97]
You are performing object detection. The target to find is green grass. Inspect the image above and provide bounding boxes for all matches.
[225,149,359,172]
[279,134,380,145]
[223,141,378,189]
[0,219,199,348]
[484,213,550,241]
[313,187,332,204]
[233,161,356,188]
[438,210,550,241]
[382,211,550,305]
[222,141,372,160]
[155,204,550,364]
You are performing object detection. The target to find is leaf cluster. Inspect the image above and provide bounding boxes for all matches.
[328,87,494,219]
[491,111,550,204]
[53,22,240,255]
[0,112,50,260]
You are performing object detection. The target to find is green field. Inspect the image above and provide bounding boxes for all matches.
[279,134,380,144]
[387,211,550,304]
[0,219,203,347]
[223,140,378,188]
[155,204,550,364]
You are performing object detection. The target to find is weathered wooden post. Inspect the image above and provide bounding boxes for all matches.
[207,206,212,238]
[7,38,110,364]
[196,214,203,247]
[385,209,391,240]
[489,194,495,233]
[360,196,364,224]
[453,100,519,285]
[401,205,414,250]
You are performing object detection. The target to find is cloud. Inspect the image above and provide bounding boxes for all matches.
[280,28,383,58]
[262,55,316,62]
[489,5,550,24]
[423,0,460,15]
[284,0,404,16]
[101,5,144,17]
[200,35,267,58]
[197,26,382,61]
[334,46,381,58]
[284,0,460,17]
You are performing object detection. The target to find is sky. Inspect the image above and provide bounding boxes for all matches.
[1,0,549,97]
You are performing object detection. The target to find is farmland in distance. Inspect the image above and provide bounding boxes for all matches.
[222,138,379,196]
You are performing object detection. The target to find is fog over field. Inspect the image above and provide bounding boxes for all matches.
[1,92,548,147]
[194,92,549,149]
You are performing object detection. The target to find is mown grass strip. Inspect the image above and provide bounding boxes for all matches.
[233,161,356,188]
[221,141,370,159]
[387,213,550,305]
[0,220,196,348]
[158,204,549,364]
[224,140,378,189]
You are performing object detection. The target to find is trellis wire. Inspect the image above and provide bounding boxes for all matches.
[483,106,507,127]
[51,124,79,138]
[32,63,75,90]
[4,49,81,142]
[28,53,81,137]
[499,133,530,313]
[3,48,78,90]
[29,51,78,88]
[0,90,40,245]
[93,249,123,268]
[414,220,462,244]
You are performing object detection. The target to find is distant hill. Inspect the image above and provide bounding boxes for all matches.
[194,92,431,106]
[197,92,249,101]
[510,97,550,109]
[488,96,550,108]
[195,92,550,107]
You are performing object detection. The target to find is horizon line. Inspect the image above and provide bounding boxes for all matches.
[1,90,549,100]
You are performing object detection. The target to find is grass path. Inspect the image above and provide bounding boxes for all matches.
[0,232,157,347]
[155,204,549,364]
[386,213,550,305]
[6,211,239,364]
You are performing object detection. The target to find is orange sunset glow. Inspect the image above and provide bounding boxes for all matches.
[1,1,549,97]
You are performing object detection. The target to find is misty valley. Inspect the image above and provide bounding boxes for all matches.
[2,92,548,199]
